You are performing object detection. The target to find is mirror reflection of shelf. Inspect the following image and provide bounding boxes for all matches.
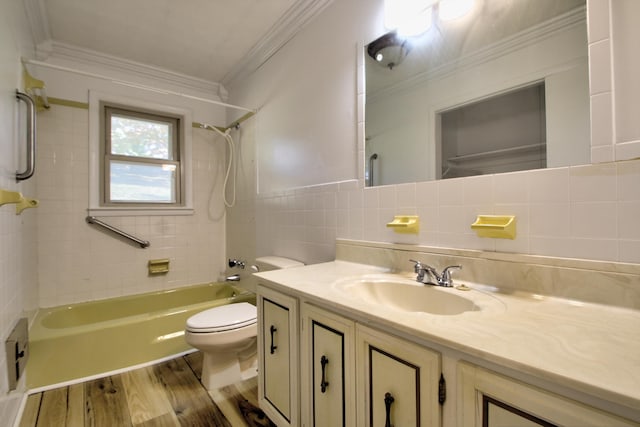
[447,142,546,163]
[443,143,546,179]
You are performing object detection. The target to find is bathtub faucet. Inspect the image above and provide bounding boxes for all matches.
[226,274,241,282]
[228,259,246,269]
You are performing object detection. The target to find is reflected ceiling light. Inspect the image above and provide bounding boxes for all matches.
[397,6,433,36]
[385,0,437,36]
[438,0,475,21]
[367,32,412,70]
[384,0,475,35]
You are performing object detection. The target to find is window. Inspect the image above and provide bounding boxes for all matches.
[101,104,184,207]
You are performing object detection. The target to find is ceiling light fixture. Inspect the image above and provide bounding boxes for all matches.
[367,32,412,70]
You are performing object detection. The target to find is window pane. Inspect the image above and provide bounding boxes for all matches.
[111,115,173,160]
[110,161,176,203]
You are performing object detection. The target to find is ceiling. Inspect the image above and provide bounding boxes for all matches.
[29,0,328,85]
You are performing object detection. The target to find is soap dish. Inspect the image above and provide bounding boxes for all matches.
[471,215,516,239]
[386,215,419,234]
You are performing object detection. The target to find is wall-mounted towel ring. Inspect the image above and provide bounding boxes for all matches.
[16,90,37,181]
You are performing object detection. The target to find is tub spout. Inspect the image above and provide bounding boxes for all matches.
[226,274,241,282]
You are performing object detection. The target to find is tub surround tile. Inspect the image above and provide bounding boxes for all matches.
[35,105,227,307]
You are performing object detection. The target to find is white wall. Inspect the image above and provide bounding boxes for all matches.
[0,0,38,422]
[229,0,370,195]
[226,0,640,267]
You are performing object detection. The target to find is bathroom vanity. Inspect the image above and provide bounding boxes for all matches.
[255,240,640,427]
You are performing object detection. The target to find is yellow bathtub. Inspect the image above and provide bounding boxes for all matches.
[28,282,255,389]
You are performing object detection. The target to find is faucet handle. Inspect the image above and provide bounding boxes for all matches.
[441,265,462,287]
[409,259,423,272]
[409,259,427,282]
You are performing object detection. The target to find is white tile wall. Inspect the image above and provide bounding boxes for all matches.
[254,159,640,266]
[0,0,37,420]
[588,0,614,163]
[35,105,228,307]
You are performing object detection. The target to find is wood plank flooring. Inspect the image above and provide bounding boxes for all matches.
[19,352,276,427]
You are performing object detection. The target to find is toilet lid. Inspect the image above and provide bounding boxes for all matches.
[186,302,257,333]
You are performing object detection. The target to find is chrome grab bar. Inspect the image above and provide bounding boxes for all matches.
[16,91,36,181]
[368,153,378,186]
[86,216,150,248]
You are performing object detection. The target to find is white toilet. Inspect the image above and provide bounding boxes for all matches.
[185,256,303,389]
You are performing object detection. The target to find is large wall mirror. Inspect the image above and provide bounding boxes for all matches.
[364,0,589,186]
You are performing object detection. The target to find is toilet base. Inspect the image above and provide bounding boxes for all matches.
[200,346,258,389]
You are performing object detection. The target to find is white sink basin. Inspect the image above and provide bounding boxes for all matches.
[334,274,505,316]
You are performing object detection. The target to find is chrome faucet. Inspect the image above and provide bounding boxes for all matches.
[409,260,462,287]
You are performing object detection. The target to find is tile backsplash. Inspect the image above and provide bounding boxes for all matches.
[254,158,640,266]
[335,239,640,310]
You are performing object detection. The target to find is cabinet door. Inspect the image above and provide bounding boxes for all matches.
[458,363,639,427]
[356,324,441,427]
[257,286,299,427]
[301,304,355,427]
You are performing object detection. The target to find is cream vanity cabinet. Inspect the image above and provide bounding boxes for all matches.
[258,286,638,427]
[300,303,441,427]
[301,303,356,427]
[257,285,299,427]
[458,363,639,427]
[356,323,441,427]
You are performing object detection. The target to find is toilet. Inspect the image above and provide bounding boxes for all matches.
[185,256,303,389]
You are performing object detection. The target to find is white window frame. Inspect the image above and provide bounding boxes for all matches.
[89,91,193,216]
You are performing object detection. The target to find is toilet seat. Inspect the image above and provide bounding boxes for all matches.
[186,302,256,333]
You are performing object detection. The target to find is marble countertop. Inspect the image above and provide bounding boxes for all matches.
[254,260,640,414]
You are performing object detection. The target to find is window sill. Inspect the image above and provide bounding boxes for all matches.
[87,207,194,217]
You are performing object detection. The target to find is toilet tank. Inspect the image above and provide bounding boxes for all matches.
[233,256,304,293]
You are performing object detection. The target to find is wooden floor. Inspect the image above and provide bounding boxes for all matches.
[19,352,276,427]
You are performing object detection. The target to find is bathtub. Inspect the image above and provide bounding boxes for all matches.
[27,282,255,389]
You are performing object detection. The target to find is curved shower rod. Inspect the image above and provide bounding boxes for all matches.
[24,59,256,114]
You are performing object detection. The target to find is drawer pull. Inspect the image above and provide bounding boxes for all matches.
[384,392,395,427]
[320,355,329,393]
[269,325,278,354]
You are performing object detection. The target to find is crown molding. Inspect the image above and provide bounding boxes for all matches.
[221,0,334,88]
[24,0,334,96]
[37,41,227,100]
